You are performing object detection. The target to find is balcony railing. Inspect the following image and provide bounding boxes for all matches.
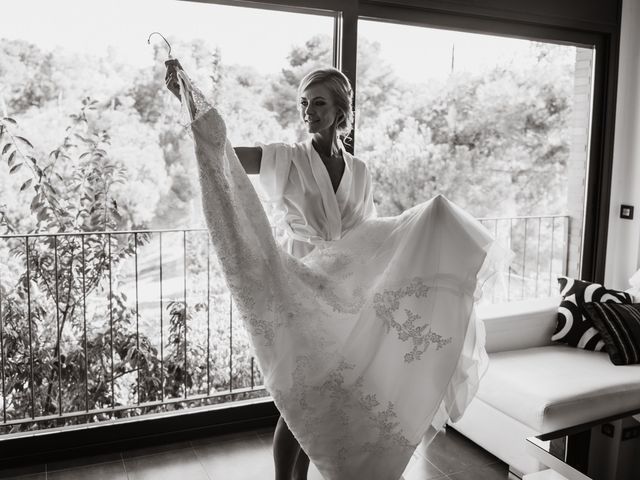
[478,214,570,302]
[0,214,569,436]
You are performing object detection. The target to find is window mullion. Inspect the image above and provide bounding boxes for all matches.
[336,5,359,154]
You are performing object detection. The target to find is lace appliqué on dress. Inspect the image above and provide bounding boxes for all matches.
[374,277,453,363]
[274,355,415,476]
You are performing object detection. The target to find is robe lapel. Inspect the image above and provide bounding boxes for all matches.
[335,143,352,213]
[307,139,343,240]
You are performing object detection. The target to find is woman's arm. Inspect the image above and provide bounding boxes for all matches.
[165,63,262,174]
[234,147,262,174]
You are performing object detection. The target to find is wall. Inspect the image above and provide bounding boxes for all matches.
[604,0,640,289]
[363,0,619,31]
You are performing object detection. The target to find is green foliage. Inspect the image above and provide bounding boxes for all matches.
[263,34,332,140]
[0,32,578,433]
[0,40,60,112]
[357,45,575,218]
[0,109,252,433]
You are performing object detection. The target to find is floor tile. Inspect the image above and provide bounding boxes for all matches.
[0,425,511,480]
[447,462,509,480]
[256,429,274,447]
[439,428,501,467]
[415,427,500,475]
[122,439,193,459]
[124,448,210,480]
[0,474,47,480]
[190,430,260,447]
[0,465,46,480]
[193,433,273,479]
[402,452,447,480]
[47,452,123,471]
[414,431,469,475]
[251,425,276,438]
[47,461,128,480]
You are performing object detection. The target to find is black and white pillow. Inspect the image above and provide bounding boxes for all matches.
[552,276,633,351]
[582,302,640,365]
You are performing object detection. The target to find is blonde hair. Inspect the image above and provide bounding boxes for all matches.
[297,67,354,138]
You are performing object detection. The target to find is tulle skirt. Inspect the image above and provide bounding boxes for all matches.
[191,106,508,480]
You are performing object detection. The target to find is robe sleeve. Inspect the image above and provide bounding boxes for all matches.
[361,161,377,219]
[258,142,293,203]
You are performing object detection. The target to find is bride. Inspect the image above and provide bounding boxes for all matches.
[165,62,504,480]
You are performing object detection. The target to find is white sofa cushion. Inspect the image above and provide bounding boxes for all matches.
[477,296,561,353]
[476,345,640,432]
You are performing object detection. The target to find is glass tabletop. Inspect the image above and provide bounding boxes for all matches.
[527,409,640,480]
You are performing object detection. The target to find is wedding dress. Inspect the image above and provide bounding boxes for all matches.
[181,72,508,480]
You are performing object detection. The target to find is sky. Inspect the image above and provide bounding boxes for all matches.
[2,0,574,81]
[2,0,330,71]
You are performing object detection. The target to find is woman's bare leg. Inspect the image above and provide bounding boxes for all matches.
[274,415,300,480]
[292,448,310,480]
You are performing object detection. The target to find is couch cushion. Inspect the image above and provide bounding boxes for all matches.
[476,345,640,432]
[552,276,633,351]
[477,296,560,353]
[583,302,640,365]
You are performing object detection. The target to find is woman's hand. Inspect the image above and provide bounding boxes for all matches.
[164,59,198,119]
[164,59,182,100]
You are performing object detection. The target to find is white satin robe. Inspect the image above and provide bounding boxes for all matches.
[259,139,377,257]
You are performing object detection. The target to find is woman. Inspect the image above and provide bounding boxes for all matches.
[167,66,374,479]
[165,63,501,480]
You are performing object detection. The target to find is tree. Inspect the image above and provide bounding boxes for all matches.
[357,43,574,218]
[0,104,211,431]
[263,34,332,141]
[0,40,61,113]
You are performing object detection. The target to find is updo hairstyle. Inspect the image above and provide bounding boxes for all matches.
[297,67,354,138]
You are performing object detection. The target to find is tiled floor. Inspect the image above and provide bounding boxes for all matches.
[0,426,511,480]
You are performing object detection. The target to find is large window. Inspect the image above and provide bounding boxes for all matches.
[0,0,614,437]
[0,0,335,230]
[0,0,334,433]
[356,19,594,302]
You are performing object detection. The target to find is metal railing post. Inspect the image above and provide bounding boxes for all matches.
[206,237,211,394]
[0,265,6,423]
[108,234,115,414]
[25,237,36,419]
[159,233,164,402]
[183,231,188,399]
[81,236,89,412]
[134,233,140,405]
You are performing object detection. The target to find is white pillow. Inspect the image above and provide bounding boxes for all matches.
[626,268,640,302]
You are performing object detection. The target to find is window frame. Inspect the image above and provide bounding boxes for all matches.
[0,0,619,463]
[184,0,617,283]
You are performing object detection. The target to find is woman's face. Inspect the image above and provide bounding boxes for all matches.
[299,83,341,136]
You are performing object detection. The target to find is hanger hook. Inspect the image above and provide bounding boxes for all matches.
[147,31,172,58]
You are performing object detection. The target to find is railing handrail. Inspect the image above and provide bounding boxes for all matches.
[478,214,569,221]
[0,214,571,239]
[0,227,209,239]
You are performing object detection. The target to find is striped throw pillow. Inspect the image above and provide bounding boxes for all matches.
[582,303,640,365]
[552,276,633,351]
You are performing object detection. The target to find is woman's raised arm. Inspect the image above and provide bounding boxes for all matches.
[234,147,262,174]
[165,62,263,174]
